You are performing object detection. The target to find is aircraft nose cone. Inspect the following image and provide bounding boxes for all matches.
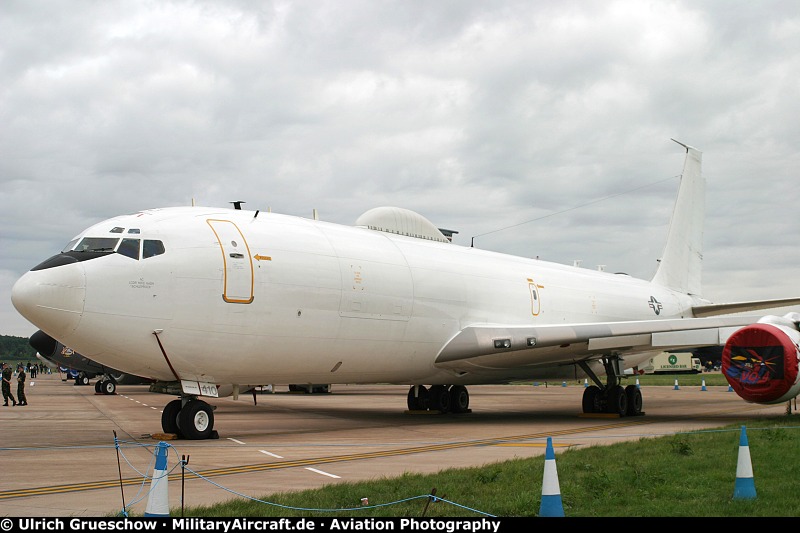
[11,262,86,340]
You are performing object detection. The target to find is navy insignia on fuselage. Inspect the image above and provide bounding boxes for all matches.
[648,296,663,315]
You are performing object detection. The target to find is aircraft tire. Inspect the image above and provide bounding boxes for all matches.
[178,400,214,440]
[161,399,182,435]
[94,381,103,393]
[407,385,429,411]
[77,374,90,386]
[429,385,451,413]
[102,379,116,395]
[625,384,643,416]
[582,385,602,413]
[608,385,628,416]
[450,385,469,413]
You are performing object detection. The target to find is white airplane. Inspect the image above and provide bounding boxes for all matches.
[11,141,800,439]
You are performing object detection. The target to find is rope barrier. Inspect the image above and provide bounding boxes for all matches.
[110,434,496,516]
[103,425,800,517]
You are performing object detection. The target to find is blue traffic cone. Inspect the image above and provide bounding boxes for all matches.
[728,384,734,392]
[673,379,680,390]
[539,437,565,517]
[583,379,588,388]
[701,379,707,391]
[144,441,171,516]
[561,381,567,387]
[635,378,640,389]
[733,426,756,500]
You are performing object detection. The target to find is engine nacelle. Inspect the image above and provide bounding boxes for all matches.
[722,313,800,404]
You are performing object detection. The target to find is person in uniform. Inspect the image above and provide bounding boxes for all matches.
[2,363,16,406]
[16,364,27,406]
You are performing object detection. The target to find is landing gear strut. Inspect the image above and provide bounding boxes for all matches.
[161,396,218,440]
[406,384,471,414]
[578,356,643,416]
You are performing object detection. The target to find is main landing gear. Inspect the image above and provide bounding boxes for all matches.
[94,375,117,395]
[578,356,643,417]
[406,384,471,414]
[161,396,218,440]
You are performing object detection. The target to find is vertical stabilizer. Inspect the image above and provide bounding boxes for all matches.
[651,141,704,296]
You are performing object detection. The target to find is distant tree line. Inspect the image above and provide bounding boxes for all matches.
[0,335,36,360]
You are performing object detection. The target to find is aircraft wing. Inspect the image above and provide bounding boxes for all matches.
[434,315,759,371]
[691,297,800,318]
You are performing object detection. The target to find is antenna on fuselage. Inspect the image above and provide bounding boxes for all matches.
[231,201,245,210]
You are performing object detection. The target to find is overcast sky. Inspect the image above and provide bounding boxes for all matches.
[2,0,799,337]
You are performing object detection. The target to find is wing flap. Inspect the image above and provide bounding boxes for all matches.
[652,328,723,346]
[588,334,651,351]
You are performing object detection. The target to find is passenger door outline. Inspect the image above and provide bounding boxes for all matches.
[207,219,254,304]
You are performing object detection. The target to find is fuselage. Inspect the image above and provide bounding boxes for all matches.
[12,206,701,387]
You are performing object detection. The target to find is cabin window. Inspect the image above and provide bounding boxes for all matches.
[143,240,165,259]
[117,238,140,260]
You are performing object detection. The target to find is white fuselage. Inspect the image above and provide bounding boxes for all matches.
[12,206,699,388]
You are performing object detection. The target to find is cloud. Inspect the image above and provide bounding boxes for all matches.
[2,0,799,336]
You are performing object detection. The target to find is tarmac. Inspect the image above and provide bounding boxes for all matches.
[0,372,792,517]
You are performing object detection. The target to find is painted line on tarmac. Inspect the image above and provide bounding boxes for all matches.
[260,450,284,459]
[0,417,651,501]
[305,467,341,479]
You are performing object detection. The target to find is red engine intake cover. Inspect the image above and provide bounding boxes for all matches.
[722,323,799,403]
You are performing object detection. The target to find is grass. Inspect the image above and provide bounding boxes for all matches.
[163,379,800,518]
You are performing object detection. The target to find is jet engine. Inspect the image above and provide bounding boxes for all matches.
[722,313,800,404]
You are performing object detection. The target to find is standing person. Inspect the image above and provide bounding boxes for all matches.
[2,363,16,406]
[16,364,27,406]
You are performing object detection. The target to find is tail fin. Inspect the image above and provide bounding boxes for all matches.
[651,140,704,296]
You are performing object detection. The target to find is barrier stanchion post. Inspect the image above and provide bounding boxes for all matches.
[421,488,437,517]
[144,441,171,517]
[539,437,565,517]
[113,431,127,516]
[181,454,190,517]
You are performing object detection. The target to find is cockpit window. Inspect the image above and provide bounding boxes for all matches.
[74,237,120,252]
[110,227,125,234]
[117,238,140,260]
[127,228,140,234]
[61,239,79,253]
[143,240,165,258]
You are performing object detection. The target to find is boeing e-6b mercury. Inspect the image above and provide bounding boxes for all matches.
[11,141,800,439]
